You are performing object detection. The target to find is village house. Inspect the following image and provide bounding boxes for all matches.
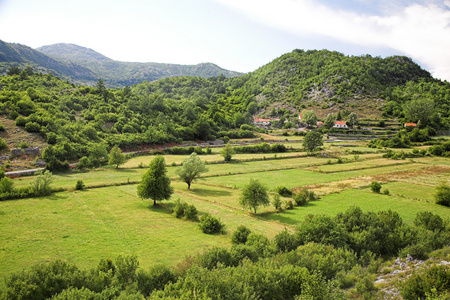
[404,123,417,127]
[333,121,348,128]
[253,118,271,126]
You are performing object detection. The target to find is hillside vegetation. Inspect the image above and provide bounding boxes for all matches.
[0,49,449,170]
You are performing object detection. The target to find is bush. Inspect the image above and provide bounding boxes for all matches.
[274,228,299,252]
[294,188,316,206]
[414,211,445,232]
[184,204,198,221]
[173,199,187,218]
[25,121,41,133]
[370,181,381,193]
[17,141,29,149]
[294,192,308,206]
[231,225,251,245]
[276,186,293,197]
[435,182,450,207]
[272,194,283,212]
[199,213,225,234]
[75,180,85,191]
[0,137,7,151]
[9,110,19,120]
[285,200,294,210]
[0,124,5,131]
[401,265,450,300]
[15,116,27,126]
[0,177,14,193]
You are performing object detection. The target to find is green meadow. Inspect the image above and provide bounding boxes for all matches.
[1,143,450,289]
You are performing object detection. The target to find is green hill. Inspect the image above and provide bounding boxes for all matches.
[0,49,449,169]
[0,40,97,83]
[36,43,243,87]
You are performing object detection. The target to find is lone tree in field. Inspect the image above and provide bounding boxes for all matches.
[176,152,208,190]
[239,179,270,214]
[302,131,323,154]
[137,156,173,205]
[108,145,126,169]
[221,143,235,162]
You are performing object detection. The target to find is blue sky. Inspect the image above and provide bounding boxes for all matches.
[1,0,450,81]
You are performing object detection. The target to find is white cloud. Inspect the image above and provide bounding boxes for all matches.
[216,0,450,81]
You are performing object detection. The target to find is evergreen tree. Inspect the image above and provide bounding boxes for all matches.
[137,156,173,205]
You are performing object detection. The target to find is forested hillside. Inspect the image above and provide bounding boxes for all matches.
[1,49,449,170]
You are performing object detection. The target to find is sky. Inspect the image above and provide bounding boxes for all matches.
[0,0,450,81]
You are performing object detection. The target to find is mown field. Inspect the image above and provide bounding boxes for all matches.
[0,141,449,289]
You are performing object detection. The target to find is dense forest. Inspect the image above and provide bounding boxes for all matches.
[1,49,450,170]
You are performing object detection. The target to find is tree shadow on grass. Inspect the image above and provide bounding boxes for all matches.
[47,193,69,201]
[190,187,232,198]
[147,202,174,215]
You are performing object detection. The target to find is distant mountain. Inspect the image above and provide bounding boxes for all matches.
[0,40,97,82]
[36,43,243,87]
[37,43,113,64]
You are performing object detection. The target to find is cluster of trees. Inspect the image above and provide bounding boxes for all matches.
[2,207,448,299]
[0,170,56,200]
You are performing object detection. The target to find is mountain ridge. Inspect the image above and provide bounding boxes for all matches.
[0,40,243,87]
[35,42,243,87]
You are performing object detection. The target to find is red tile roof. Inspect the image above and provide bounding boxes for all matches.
[254,118,271,122]
[404,123,417,127]
[334,121,347,125]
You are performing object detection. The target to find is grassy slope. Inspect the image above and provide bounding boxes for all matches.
[1,147,449,289]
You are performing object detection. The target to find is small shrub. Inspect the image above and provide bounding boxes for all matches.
[276,186,293,197]
[0,124,5,131]
[173,199,187,219]
[0,177,14,193]
[9,111,19,120]
[15,116,26,126]
[17,141,29,149]
[231,225,251,245]
[0,138,7,151]
[294,192,308,206]
[25,122,41,133]
[285,200,294,210]
[370,181,381,193]
[435,182,450,207]
[294,188,316,206]
[199,213,224,234]
[184,204,198,221]
[272,194,283,212]
[414,211,445,232]
[75,180,85,191]
[171,162,176,166]
[401,265,450,299]
[138,162,144,168]
[382,189,390,195]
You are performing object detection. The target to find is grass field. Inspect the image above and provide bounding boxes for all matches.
[1,141,450,290]
[262,188,450,226]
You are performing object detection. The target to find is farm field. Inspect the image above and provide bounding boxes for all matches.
[1,141,450,290]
